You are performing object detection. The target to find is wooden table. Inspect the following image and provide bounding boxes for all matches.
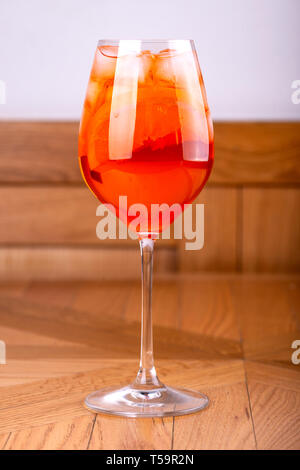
[0,275,299,450]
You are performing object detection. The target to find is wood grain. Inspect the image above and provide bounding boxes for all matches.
[0,360,243,435]
[246,362,300,450]
[242,188,300,272]
[178,187,239,272]
[0,277,299,449]
[173,383,256,450]
[180,279,240,341]
[0,375,92,434]
[232,279,300,364]
[5,415,95,450]
[0,122,80,183]
[0,187,99,245]
[1,121,299,185]
[89,416,173,450]
[213,122,300,185]
[0,121,299,276]
[0,433,10,450]
[1,186,299,276]
[0,186,176,246]
[0,289,241,363]
[289,280,300,328]
[0,246,176,281]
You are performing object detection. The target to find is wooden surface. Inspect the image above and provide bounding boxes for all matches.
[0,185,299,278]
[1,121,299,185]
[0,121,299,277]
[0,275,299,450]
[242,188,300,272]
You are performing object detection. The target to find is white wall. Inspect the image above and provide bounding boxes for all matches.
[0,0,299,120]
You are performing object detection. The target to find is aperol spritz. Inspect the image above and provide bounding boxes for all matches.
[79,40,213,232]
[79,40,213,416]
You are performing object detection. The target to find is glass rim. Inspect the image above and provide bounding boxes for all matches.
[97,39,195,46]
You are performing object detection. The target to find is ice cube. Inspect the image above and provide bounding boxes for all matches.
[154,49,196,87]
[91,47,117,82]
[138,50,155,85]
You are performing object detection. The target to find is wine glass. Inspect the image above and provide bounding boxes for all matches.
[79,40,214,417]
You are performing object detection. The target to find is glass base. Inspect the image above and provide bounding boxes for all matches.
[84,384,209,417]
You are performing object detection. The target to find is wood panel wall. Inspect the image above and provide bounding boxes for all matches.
[0,121,299,280]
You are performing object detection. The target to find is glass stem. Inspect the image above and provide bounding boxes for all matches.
[133,238,163,389]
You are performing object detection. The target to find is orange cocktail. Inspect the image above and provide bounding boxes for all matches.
[79,43,213,232]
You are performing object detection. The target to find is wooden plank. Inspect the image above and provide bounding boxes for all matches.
[0,433,10,450]
[0,358,244,435]
[0,277,298,449]
[0,289,241,363]
[71,279,180,330]
[89,416,173,450]
[178,187,238,271]
[0,246,176,281]
[0,121,80,183]
[213,122,300,185]
[0,187,99,245]
[180,279,240,341]
[288,280,300,327]
[232,279,300,364]
[0,288,139,359]
[245,361,300,393]
[4,415,95,450]
[242,188,300,272]
[72,281,132,321]
[246,362,300,450]
[0,361,137,434]
[24,281,78,309]
[0,357,107,388]
[123,278,242,353]
[173,383,256,450]
[0,187,175,246]
[1,122,299,185]
[0,375,93,434]
[170,358,256,449]
[0,281,29,298]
